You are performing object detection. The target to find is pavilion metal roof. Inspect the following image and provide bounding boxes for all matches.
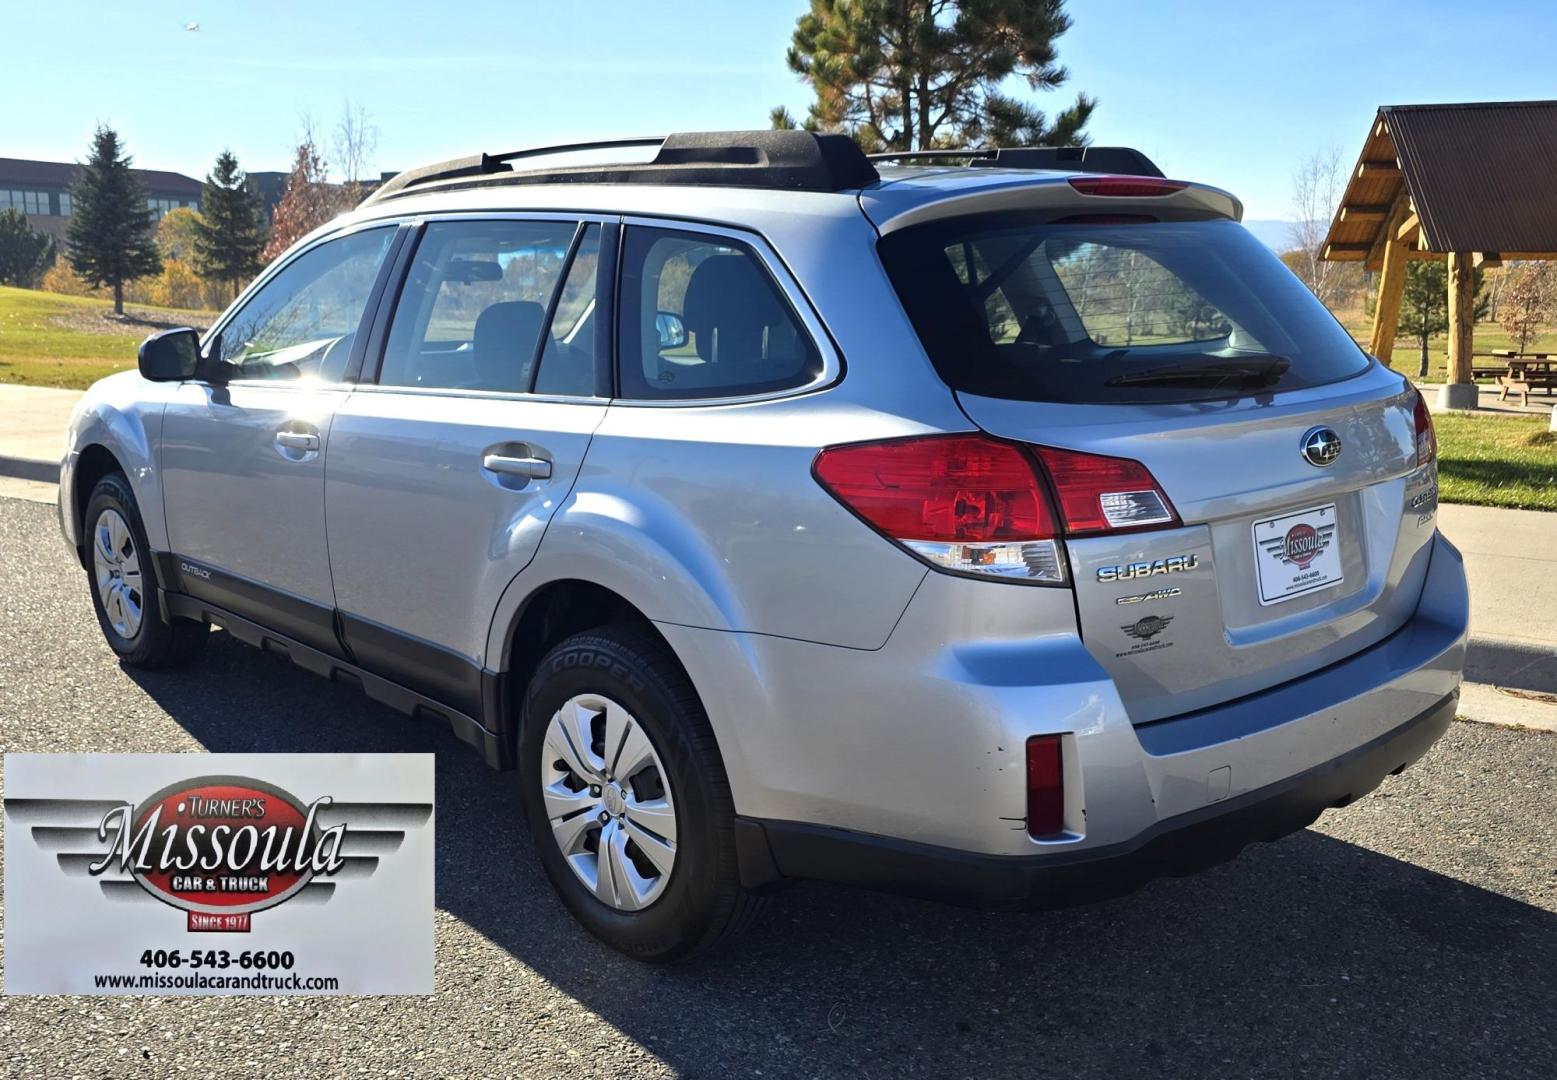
[1322,101,1557,267]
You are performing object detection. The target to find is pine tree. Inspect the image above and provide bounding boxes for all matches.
[193,150,267,301]
[66,126,161,314]
[778,0,1095,151]
[1395,260,1488,376]
[0,209,55,287]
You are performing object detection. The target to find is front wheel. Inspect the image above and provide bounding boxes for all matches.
[518,628,761,962]
[83,473,208,668]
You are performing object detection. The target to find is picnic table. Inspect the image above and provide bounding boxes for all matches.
[1471,351,1557,405]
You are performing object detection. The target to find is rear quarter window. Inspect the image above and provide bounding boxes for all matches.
[879,214,1371,404]
[616,226,823,401]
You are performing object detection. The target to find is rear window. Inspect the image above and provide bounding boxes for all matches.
[878,214,1370,403]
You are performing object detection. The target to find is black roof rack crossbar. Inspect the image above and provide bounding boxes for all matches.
[362,131,881,206]
[868,145,1164,178]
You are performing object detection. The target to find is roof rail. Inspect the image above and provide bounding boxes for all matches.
[361,131,881,206]
[866,145,1164,178]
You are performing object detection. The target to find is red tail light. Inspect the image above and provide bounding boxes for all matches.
[1412,389,1437,466]
[1033,447,1180,536]
[814,436,1183,580]
[813,434,1064,583]
[1067,176,1188,198]
[1026,735,1065,838]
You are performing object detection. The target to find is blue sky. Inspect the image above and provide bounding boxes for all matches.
[5,0,1556,221]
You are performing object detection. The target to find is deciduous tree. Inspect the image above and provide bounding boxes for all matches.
[262,136,338,263]
[1499,261,1557,356]
[66,126,162,314]
[1287,147,1349,308]
[193,150,267,300]
[778,0,1094,150]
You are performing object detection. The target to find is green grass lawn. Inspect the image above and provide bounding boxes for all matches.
[1433,412,1557,511]
[0,285,215,390]
[1332,301,1557,383]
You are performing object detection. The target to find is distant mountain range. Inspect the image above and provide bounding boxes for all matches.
[1242,219,1297,252]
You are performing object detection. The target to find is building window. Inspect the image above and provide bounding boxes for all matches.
[146,196,193,218]
[58,192,70,216]
[1,189,50,215]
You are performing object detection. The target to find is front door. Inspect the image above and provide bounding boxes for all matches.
[324,216,611,716]
[160,224,399,655]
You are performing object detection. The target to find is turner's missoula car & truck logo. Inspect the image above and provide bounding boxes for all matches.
[87,776,349,932]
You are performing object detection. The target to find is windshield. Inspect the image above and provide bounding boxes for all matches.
[877,214,1371,403]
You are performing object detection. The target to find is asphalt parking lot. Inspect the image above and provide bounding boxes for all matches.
[1,492,1554,1079]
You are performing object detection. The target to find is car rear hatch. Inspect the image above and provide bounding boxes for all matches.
[872,184,1441,723]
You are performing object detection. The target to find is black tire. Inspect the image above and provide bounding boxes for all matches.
[83,472,208,669]
[519,627,762,962]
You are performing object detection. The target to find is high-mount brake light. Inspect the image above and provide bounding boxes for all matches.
[1067,176,1189,198]
[812,434,1065,584]
[1412,389,1437,466]
[1032,447,1180,536]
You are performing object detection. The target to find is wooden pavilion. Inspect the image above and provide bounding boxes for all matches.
[1321,100,1557,409]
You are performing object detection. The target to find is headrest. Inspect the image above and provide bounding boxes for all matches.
[681,255,783,362]
[471,300,544,389]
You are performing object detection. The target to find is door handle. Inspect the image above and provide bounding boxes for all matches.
[482,453,552,480]
[275,430,320,452]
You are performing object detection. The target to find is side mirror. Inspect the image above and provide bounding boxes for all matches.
[138,328,201,382]
[656,311,688,350]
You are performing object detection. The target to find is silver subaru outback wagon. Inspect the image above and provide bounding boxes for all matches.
[60,131,1468,961]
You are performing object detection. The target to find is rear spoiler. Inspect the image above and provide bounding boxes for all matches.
[862,174,1244,235]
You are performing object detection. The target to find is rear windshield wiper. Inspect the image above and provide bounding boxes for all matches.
[1103,355,1291,389]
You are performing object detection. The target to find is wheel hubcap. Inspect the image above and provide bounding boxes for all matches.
[91,508,143,639]
[541,694,678,911]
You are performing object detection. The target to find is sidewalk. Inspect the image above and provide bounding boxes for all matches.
[1417,380,1556,417]
[2,383,1552,726]
[0,383,79,481]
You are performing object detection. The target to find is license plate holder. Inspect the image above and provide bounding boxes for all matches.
[1252,503,1343,606]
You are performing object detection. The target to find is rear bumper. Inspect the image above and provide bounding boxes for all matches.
[735,687,1455,909]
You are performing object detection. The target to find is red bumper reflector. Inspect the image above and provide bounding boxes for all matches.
[1026,735,1065,838]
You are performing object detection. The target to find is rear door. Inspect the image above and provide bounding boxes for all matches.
[160,224,400,656]
[878,212,1439,722]
[323,215,612,717]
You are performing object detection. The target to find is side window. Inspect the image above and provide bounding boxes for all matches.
[617,227,822,400]
[216,227,395,382]
[534,223,602,397]
[378,219,576,393]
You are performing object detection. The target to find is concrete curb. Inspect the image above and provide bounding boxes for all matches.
[0,455,58,484]
[1464,634,1557,694]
